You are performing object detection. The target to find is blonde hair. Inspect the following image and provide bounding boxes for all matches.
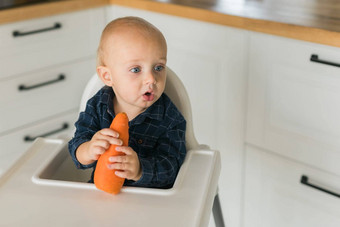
[97,16,166,66]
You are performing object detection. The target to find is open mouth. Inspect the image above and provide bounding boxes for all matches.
[143,91,154,101]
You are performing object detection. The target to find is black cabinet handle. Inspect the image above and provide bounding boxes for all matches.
[24,123,69,142]
[13,22,62,37]
[18,74,65,91]
[300,175,340,198]
[310,54,340,68]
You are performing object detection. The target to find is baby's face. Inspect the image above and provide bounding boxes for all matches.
[105,28,167,114]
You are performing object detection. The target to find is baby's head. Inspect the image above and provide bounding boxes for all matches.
[96,17,167,118]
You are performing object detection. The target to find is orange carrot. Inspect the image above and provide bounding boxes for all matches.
[94,112,129,194]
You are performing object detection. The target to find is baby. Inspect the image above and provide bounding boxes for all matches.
[68,17,186,189]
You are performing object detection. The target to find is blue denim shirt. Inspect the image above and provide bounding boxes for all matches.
[68,86,186,189]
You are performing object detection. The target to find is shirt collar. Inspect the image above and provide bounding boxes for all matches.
[98,86,115,118]
[131,96,165,125]
[99,86,165,124]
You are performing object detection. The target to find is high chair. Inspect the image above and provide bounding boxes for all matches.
[79,67,225,227]
[0,67,224,227]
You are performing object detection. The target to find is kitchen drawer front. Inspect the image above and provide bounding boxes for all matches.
[0,58,95,134]
[0,110,78,177]
[0,7,105,80]
[248,32,340,77]
[244,145,340,227]
[246,32,340,175]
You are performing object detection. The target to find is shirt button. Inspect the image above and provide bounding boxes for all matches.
[138,139,143,144]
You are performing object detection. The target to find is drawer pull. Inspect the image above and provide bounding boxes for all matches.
[300,175,340,198]
[310,54,340,68]
[12,22,62,37]
[18,74,65,91]
[24,123,69,142]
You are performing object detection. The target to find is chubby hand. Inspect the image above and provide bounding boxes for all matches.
[86,128,122,161]
[108,146,142,182]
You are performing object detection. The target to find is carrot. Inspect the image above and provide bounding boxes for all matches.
[94,112,129,194]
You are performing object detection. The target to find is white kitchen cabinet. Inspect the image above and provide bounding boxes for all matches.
[246,32,340,176]
[244,145,340,227]
[0,8,106,176]
[106,6,248,227]
[244,31,340,227]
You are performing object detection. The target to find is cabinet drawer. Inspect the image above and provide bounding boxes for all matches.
[0,58,95,133]
[246,32,340,175]
[244,145,340,227]
[248,32,340,76]
[0,7,104,80]
[0,110,78,177]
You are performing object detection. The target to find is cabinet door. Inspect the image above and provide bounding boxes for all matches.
[106,6,248,227]
[0,110,78,177]
[246,32,340,175]
[244,145,340,227]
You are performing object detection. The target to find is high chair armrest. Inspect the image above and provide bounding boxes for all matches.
[172,147,221,226]
[197,144,211,150]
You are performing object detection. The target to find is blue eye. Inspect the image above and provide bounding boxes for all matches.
[154,65,164,72]
[130,67,141,73]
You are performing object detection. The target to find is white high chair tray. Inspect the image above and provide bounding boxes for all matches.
[0,138,220,227]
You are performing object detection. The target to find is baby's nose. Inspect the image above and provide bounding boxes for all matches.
[145,72,156,84]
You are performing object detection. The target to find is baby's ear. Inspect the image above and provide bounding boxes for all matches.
[97,66,113,86]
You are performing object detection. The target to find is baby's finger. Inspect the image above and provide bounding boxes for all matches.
[109,155,127,163]
[115,146,133,155]
[109,138,123,145]
[114,170,127,178]
[108,162,128,170]
[95,134,122,146]
[92,139,110,150]
[90,146,106,160]
[99,128,119,138]
[114,170,137,180]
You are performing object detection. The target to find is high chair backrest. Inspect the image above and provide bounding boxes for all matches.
[79,67,199,150]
